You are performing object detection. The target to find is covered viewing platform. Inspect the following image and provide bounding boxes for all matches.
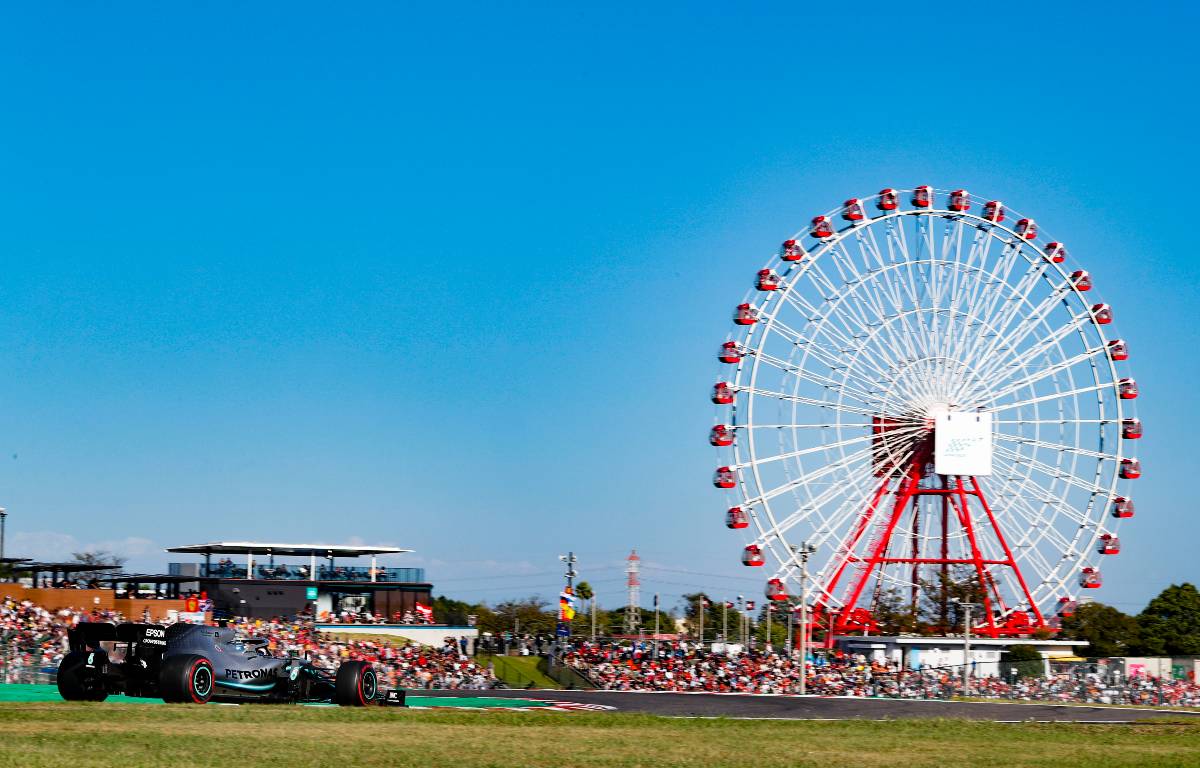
[165,540,431,619]
[166,541,420,583]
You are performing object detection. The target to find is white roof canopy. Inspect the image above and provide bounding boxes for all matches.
[165,542,412,558]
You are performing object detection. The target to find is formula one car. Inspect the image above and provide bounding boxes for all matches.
[56,622,401,706]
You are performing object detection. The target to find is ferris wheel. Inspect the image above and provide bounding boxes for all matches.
[710,187,1140,638]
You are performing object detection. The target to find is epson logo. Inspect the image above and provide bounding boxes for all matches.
[145,628,166,638]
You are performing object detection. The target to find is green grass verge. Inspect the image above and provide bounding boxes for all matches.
[476,653,559,689]
[3,703,1200,768]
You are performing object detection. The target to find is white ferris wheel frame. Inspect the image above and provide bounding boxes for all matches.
[714,187,1138,624]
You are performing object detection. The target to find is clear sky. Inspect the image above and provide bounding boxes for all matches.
[0,3,1195,616]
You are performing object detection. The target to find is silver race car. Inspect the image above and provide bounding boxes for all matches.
[56,622,402,706]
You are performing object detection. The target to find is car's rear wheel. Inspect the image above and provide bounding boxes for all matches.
[57,651,108,701]
[335,661,377,706]
[159,654,214,704]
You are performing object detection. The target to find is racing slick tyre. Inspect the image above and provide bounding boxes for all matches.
[57,650,109,701]
[159,654,214,704]
[334,661,378,706]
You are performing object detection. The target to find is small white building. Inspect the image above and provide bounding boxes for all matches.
[835,635,1089,678]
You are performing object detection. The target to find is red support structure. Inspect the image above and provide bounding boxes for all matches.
[820,450,1046,638]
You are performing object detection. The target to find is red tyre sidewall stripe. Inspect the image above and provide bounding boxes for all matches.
[189,660,210,704]
[357,666,371,705]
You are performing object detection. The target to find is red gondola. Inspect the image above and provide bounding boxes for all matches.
[781,239,806,262]
[1121,418,1143,440]
[983,200,1005,222]
[1107,339,1129,361]
[742,544,765,567]
[765,578,788,601]
[1118,378,1138,400]
[1099,534,1121,555]
[726,507,749,529]
[877,188,899,211]
[1112,496,1134,518]
[719,341,743,364]
[756,269,782,291]
[1091,303,1113,324]
[1057,597,1078,617]
[811,215,834,238]
[734,303,760,325]
[1015,218,1037,240]
[949,189,970,211]
[712,382,735,405]
[1044,241,1067,263]
[1080,567,1102,588]
[710,424,734,447]
[842,198,866,222]
[714,466,736,489]
[911,185,933,208]
[1119,458,1141,479]
[1070,270,1092,291]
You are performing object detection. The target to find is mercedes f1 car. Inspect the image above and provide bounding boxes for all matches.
[57,622,403,706]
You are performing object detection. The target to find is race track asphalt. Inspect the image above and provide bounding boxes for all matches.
[419,688,1200,722]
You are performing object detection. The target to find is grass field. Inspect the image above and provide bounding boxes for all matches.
[3,703,1200,768]
[476,653,559,688]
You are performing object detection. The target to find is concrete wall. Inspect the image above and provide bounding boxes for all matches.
[0,583,187,622]
[315,623,478,651]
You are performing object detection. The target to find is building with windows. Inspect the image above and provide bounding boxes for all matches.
[166,541,432,620]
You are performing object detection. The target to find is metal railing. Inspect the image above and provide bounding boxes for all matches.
[167,564,426,582]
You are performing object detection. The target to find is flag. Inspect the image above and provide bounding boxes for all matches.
[414,603,433,620]
[745,600,756,611]
[725,601,734,609]
[559,587,576,621]
[701,598,710,608]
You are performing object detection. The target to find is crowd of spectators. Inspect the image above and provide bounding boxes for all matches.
[0,598,493,690]
[7,598,1200,706]
[560,638,1200,706]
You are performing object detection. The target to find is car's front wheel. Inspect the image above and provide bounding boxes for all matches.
[335,661,377,706]
[57,651,109,701]
[159,654,214,704]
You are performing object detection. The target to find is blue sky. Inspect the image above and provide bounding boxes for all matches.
[0,3,1195,615]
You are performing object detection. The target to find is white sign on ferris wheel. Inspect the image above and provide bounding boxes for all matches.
[933,411,993,476]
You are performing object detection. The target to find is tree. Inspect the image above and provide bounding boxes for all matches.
[1135,583,1200,656]
[918,567,987,633]
[873,588,919,635]
[571,581,596,637]
[70,550,127,581]
[680,592,713,639]
[431,595,494,627]
[1001,644,1045,679]
[483,596,557,636]
[1058,602,1140,657]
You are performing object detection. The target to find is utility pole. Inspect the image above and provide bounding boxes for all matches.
[736,596,744,646]
[697,596,705,644]
[591,595,597,642]
[793,541,817,695]
[786,603,794,653]
[653,594,660,653]
[956,600,981,698]
[556,552,577,663]
[722,600,728,642]
[0,507,6,574]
